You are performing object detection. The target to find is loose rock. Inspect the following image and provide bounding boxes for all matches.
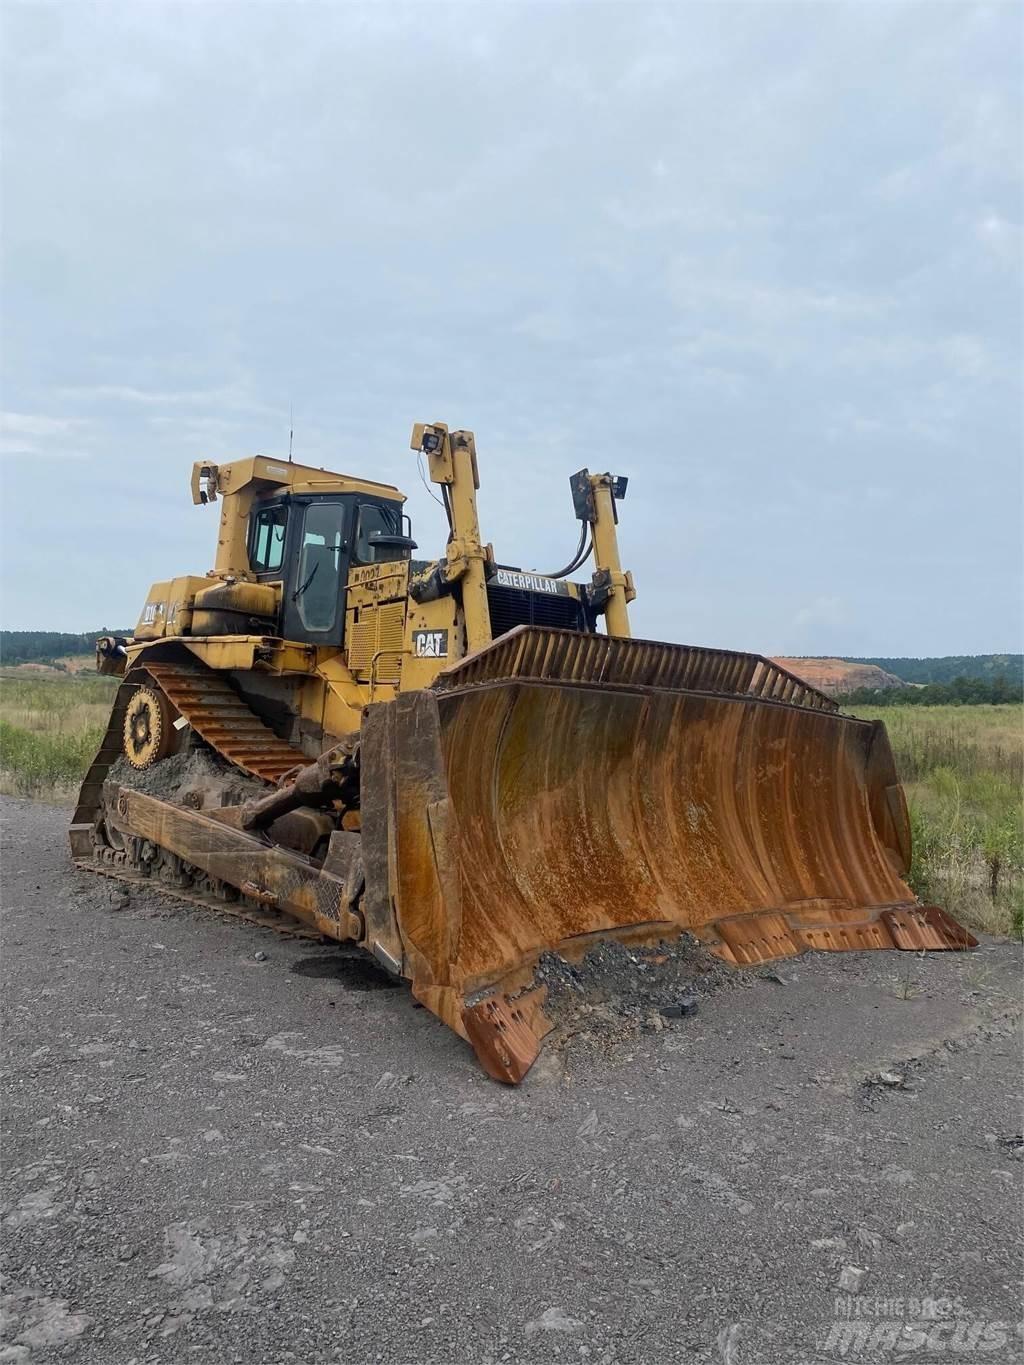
[760,970,788,986]
[837,1265,869,1292]
[660,995,699,1019]
[525,1307,584,1337]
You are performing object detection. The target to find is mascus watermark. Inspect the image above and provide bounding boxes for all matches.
[821,1295,1021,1356]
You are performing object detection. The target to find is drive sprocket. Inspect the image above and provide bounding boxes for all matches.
[122,685,174,770]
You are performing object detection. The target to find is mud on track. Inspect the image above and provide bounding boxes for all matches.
[2,796,1021,1364]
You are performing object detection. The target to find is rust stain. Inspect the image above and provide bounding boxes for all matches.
[376,665,975,1078]
[427,683,913,987]
[882,905,978,952]
[461,989,550,1085]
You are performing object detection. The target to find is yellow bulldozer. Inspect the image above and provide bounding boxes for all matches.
[71,422,973,1081]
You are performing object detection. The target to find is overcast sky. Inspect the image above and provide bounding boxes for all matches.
[1,1,1020,655]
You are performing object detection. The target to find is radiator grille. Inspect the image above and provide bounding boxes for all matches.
[486,583,591,638]
[348,601,406,683]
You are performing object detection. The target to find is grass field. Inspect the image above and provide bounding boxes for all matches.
[850,703,1023,937]
[1,673,1020,937]
[0,673,117,802]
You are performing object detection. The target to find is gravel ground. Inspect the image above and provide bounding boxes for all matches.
[2,796,1022,1365]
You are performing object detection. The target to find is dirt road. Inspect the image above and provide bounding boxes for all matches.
[2,796,1021,1364]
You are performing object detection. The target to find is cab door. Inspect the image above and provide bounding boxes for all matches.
[279,498,351,647]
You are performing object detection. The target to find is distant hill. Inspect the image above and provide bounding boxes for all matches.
[775,654,1023,704]
[847,655,1023,686]
[0,631,130,667]
[773,658,908,697]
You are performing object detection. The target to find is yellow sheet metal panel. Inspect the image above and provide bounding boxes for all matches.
[193,580,279,616]
[134,581,173,639]
[400,596,460,692]
[304,653,369,744]
[347,562,409,601]
[345,562,410,688]
[134,576,226,638]
[209,455,404,502]
[182,637,259,671]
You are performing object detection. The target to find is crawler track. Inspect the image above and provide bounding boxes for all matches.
[70,653,319,940]
[142,661,306,783]
[82,847,322,941]
[70,654,307,864]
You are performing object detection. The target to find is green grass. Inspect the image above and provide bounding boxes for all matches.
[0,674,117,800]
[852,704,1023,937]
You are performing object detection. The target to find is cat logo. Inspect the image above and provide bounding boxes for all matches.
[412,629,449,659]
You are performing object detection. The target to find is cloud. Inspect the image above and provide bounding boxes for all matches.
[0,0,1019,649]
[668,266,885,327]
[57,384,279,415]
[0,410,91,458]
[511,311,578,344]
[1,411,83,437]
[794,596,848,630]
[975,212,1021,267]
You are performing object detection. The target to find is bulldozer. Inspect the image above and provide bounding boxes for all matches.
[71,422,974,1082]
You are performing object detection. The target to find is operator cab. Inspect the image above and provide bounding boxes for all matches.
[248,493,415,647]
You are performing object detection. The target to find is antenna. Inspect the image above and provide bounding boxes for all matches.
[288,402,294,463]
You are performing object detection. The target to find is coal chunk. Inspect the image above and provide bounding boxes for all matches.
[660,995,699,1019]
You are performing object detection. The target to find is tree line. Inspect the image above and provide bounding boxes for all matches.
[0,631,130,665]
[839,674,1024,707]
[846,654,1023,685]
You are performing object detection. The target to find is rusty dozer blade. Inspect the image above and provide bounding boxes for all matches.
[360,628,975,1083]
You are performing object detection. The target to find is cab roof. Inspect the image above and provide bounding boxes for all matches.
[194,454,405,504]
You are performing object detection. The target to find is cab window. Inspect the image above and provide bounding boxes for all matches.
[354,503,401,563]
[251,505,286,573]
[295,502,347,632]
